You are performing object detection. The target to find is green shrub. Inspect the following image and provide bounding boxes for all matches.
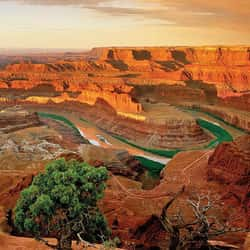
[14,159,110,250]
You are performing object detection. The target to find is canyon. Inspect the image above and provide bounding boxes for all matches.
[0,46,249,249]
[0,117,249,248]
[1,46,249,149]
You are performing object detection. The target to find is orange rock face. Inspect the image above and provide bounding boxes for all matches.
[207,135,250,227]
[208,135,250,184]
[0,46,249,147]
[1,46,249,102]
[0,142,248,249]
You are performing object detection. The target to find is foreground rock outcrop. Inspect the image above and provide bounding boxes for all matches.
[101,136,249,248]
[0,233,123,250]
[0,136,249,249]
[208,135,250,227]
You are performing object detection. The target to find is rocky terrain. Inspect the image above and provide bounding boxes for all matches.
[0,106,76,170]
[0,130,248,249]
[0,46,249,249]
[0,106,41,133]
[185,103,250,132]
[0,46,249,149]
[208,135,250,228]
[78,144,144,179]
[0,233,122,250]
[100,135,250,249]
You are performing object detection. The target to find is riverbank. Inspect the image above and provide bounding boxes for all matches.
[36,109,235,175]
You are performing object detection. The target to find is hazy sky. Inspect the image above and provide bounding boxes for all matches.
[0,0,249,49]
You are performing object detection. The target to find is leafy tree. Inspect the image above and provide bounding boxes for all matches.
[14,158,110,250]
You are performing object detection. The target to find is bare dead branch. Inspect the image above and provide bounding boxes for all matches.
[36,237,57,249]
[156,191,249,250]
[77,233,98,249]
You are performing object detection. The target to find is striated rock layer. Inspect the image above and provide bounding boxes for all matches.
[187,104,250,132]
[22,101,211,149]
[0,106,41,133]
[0,46,249,103]
[207,135,250,227]
[89,46,250,98]
[0,46,249,147]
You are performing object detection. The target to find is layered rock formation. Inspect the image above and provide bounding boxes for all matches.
[93,111,210,149]
[25,88,142,114]
[188,104,250,132]
[89,46,250,98]
[35,101,210,149]
[0,106,41,133]
[0,46,249,147]
[78,144,144,179]
[1,46,249,104]
[207,135,250,227]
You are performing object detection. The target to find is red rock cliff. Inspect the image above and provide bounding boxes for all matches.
[208,135,250,227]
[1,46,250,109]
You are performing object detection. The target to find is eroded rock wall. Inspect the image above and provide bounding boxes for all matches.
[207,135,250,227]
[1,46,250,107]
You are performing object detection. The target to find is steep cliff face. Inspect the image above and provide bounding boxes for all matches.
[93,46,250,66]
[76,90,142,113]
[2,46,249,101]
[208,135,250,183]
[207,135,250,227]
[23,88,142,114]
[99,47,250,96]
[183,65,250,96]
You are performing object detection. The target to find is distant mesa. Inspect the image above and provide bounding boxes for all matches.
[0,46,249,148]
